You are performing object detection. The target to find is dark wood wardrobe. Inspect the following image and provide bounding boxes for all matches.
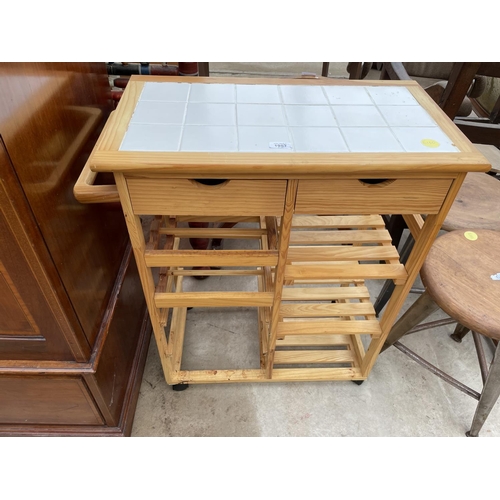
[0,63,150,435]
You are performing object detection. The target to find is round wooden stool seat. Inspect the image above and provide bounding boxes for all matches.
[421,229,500,340]
[442,172,500,231]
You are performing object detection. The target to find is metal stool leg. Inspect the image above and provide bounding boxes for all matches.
[387,214,407,250]
[467,342,500,437]
[450,323,470,343]
[382,290,440,352]
[375,234,415,315]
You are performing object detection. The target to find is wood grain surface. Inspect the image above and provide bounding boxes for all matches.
[421,229,500,339]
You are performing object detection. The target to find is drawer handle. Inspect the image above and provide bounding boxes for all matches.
[191,179,230,188]
[358,179,395,186]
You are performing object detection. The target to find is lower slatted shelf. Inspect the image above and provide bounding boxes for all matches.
[145,213,406,383]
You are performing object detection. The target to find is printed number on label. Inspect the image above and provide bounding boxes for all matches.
[269,142,292,150]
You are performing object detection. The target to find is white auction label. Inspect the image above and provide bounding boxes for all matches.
[269,142,292,150]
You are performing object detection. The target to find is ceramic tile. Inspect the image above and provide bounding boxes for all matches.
[378,105,436,127]
[391,127,459,152]
[341,127,404,152]
[189,84,236,103]
[290,127,348,152]
[180,125,238,152]
[120,124,181,151]
[140,82,190,102]
[366,86,419,105]
[130,101,186,124]
[185,103,236,126]
[322,86,373,105]
[237,104,286,126]
[236,84,281,104]
[238,126,292,152]
[280,85,328,105]
[332,105,386,127]
[284,105,337,127]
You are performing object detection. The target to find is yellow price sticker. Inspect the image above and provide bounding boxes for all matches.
[464,231,478,241]
[421,139,440,148]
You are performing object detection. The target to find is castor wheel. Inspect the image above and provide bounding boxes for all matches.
[352,380,364,385]
[172,384,189,391]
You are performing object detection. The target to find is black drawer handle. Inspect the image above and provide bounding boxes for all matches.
[358,179,395,186]
[191,179,230,187]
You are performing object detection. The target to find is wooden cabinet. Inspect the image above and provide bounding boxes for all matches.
[0,63,150,436]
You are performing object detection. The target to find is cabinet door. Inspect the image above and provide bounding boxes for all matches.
[0,63,127,348]
[0,139,87,361]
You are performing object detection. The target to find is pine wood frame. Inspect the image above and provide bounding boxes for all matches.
[83,76,490,385]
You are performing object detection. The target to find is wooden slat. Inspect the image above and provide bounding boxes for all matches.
[276,334,351,346]
[280,302,375,318]
[287,245,400,262]
[283,317,342,323]
[337,283,367,367]
[159,227,266,239]
[155,291,274,308]
[157,232,179,326]
[167,269,264,277]
[176,216,260,223]
[167,276,186,366]
[289,229,392,245]
[145,215,162,250]
[271,367,362,381]
[285,264,407,281]
[292,215,385,229]
[274,350,355,364]
[265,216,278,250]
[282,286,370,301]
[277,320,382,337]
[291,279,365,284]
[257,274,269,367]
[145,249,278,267]
[259,216,273,365]
[175,367,363,383]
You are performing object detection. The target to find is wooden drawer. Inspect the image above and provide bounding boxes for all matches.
[0,376,104,425]
[295,178,453,215]
[127,178,287,216]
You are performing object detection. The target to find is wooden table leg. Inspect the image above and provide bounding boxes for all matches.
[189,221,211,279]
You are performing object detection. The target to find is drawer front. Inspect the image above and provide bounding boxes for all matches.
[295,178,453,215]
[127,178,287,216]
[0,376,104,425]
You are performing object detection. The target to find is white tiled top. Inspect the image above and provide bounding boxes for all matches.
[119,83,459,153]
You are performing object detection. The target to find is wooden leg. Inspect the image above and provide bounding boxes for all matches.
[211,221,238,249]
[450,323,470,343]
[198,62,209,77]
[188,222,210,250]
[467,342,500,437]
[347,62,362,79]
[382,290,440,352]
[321,62,330,77]
[189,222,211,279]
